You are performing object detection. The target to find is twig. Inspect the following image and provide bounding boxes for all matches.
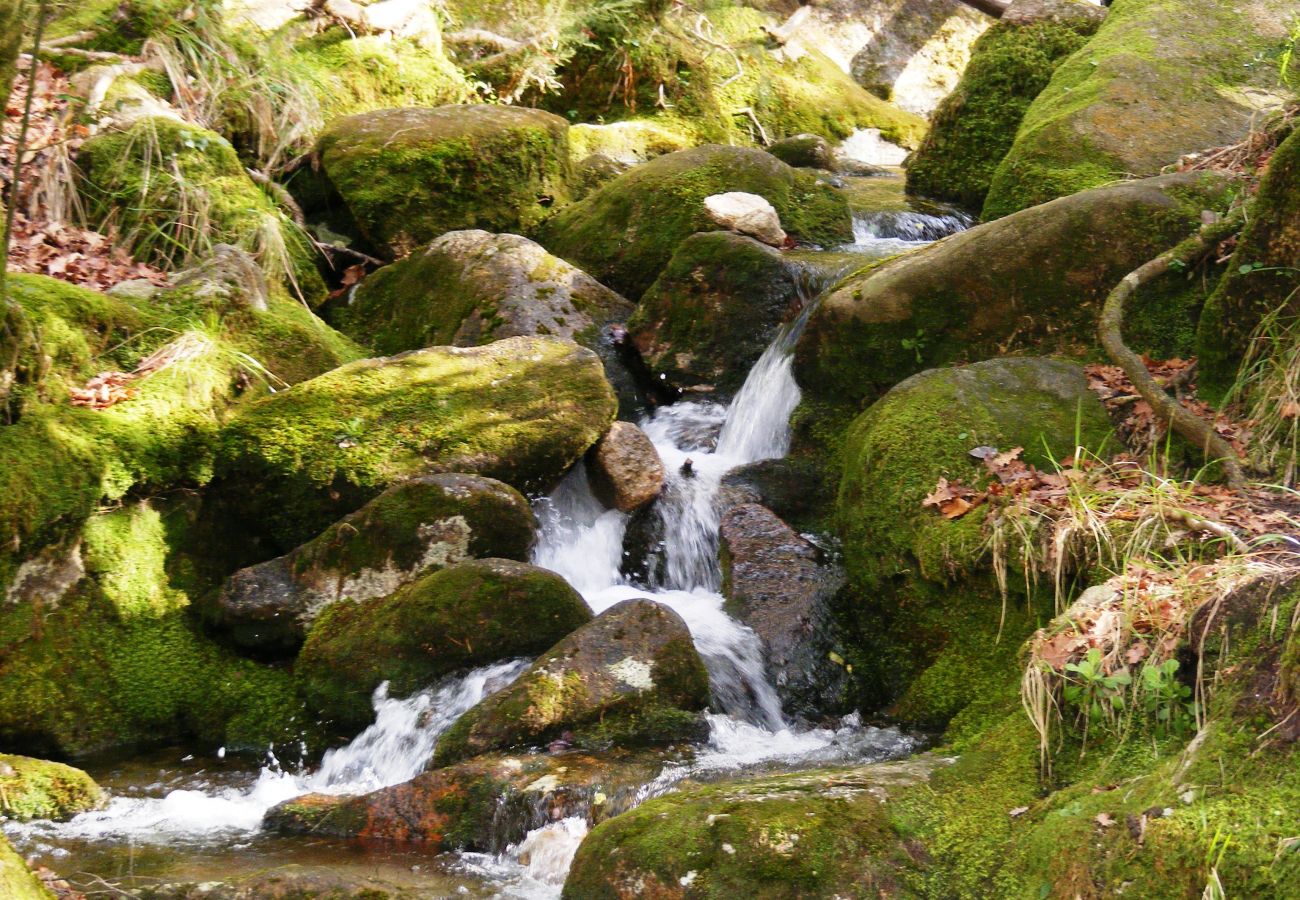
[1098,215,1249,489]
[43,29,95,48]
[444,29,525,53]
[22,45,129,62]
[246,168,305,225]
[733,106,769,146]
[1161,507,1249,552]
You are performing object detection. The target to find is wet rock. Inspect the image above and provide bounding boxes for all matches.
[266,750,665,850]
[767,133,836,170]
[538,144,851,299]
[716,458,833,532]
[296,558,592,730]
[212,474,536,652]
[630,232,805,396]
[316,105,572,259]
[703,192,787,247]
[905,0,1103,211]
[215,336,617,550]
[983,0,1294,218]
[148,865,415,898]
[0,753,103,821]
[434,600,710,764]
[795,173,1230,422]
[587,422,665,513]
[562,755,954,899]
[719,504,847,716]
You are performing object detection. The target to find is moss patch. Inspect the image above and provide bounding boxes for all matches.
[0,755,102,822]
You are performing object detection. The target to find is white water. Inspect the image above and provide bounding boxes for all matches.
[8,661,528,846]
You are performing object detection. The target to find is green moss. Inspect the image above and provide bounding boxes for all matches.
[77,117,324,303]
[0,502,318,756]
[0,755,102,822]
[51,0,193,55]
[215,336,617,549]
[317,105,573,259]
[0,833,50,900]
[1196,126,1300,402]
[539,144,851,299]
[906,16,1100,211]
[983,0,1294,219]
[296,559,592,731]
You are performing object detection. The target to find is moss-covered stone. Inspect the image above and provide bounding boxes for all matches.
[835,358,1112,724]
[905,4,1102,211]
[982,0,1295,219]
[77,117,325,304]
[335,231,634,403]
[1197,126,1300,402]
[214,336,616,550]
[0,755,102,822]
[212,473,536,652]
[629,231,804,396]
[766,133,835,170]
[0,500,319,756]
[317,105,573,259]
[0,833,50,900]
[794,173,1230,437]
[539,145,851,299]
[435,599,709,764]
[296,559,593,730]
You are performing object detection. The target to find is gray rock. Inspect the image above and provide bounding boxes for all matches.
[767,133,836,170]
[587,421,665,513]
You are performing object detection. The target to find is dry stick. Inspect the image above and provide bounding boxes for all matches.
[1098,216,1249,490]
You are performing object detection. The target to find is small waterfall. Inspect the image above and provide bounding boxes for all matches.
[852,208,973,244]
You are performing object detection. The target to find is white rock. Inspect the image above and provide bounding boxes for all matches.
[703,192,787,247]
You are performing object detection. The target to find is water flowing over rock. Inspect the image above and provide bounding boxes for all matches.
[296,559,592,730]
[587,422,665,513]
[212,474,536,652]
[702,192,788,247]
[214,336,617,550]
[435,599,710,764]
[316,105,572,258]
[720,504,848,717]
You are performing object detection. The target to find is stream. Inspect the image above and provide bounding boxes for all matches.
[5,168,969,898]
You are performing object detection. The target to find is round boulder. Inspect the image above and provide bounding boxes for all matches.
[434,599,710,765]
[296,558,593,730]
[0,754,103,821]
[766,133,835,170]
[586,422,665,513]
[703,192,787,247]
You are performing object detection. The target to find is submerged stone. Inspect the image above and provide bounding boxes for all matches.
[434,599,710,764]
[212,474,536,652]
[296,558,592,730]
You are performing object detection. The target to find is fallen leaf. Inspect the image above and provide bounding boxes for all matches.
[1095,813,1116,828]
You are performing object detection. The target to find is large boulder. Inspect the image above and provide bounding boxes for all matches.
[0,754,102,821]
[212,474,535,652]
[630,232,805,396]
[316,105,572,258]
[720,504,847,716]
[266,749,664,848]
[905,0,1103,211]
[982,0,1295,219]
[766,133,836,170]
[215,336,617,551]
[562,756,950,899]
[434,600,710,764]
[587,422,665,513]
[538,145,852,299]
[835,358,1112,725]
[794,173,1228,428]
[296,559,593,729]
[1197,127,1300,401]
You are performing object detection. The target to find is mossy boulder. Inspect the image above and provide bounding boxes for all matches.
[561,756,951,899]
[0,755,102,822]
[794,172,1229,434]
[905,0,1103,211]
[835,358,1112,724]
[982,0,1295,220]
[212,474,535,652]
[0,500,319,756]
[316,105,572,259]
[215,336,617,551]
[538,145,852,299]
[435,600,709,764]
[629,231,805,396]
[0,833,50,900]
[1197,126,1300,402]
[267,748,664,849]
[76,117,325,304]
[296,558,593,730]
[766,133,835,170]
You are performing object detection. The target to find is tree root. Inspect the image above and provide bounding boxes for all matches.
[1099,216,1248,490]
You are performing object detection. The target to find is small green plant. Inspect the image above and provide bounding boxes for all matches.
[1062,648,1131,749]
[901,328,928,363]
[1138,657,1195,738]
[335,416,365,447]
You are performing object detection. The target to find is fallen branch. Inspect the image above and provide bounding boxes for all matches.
[733,106,769,146]
[954,0,1011,16]
[23,45,130,62]
[444,28,524,54]
[1098,216,1248,489]
[246,168,305,225]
